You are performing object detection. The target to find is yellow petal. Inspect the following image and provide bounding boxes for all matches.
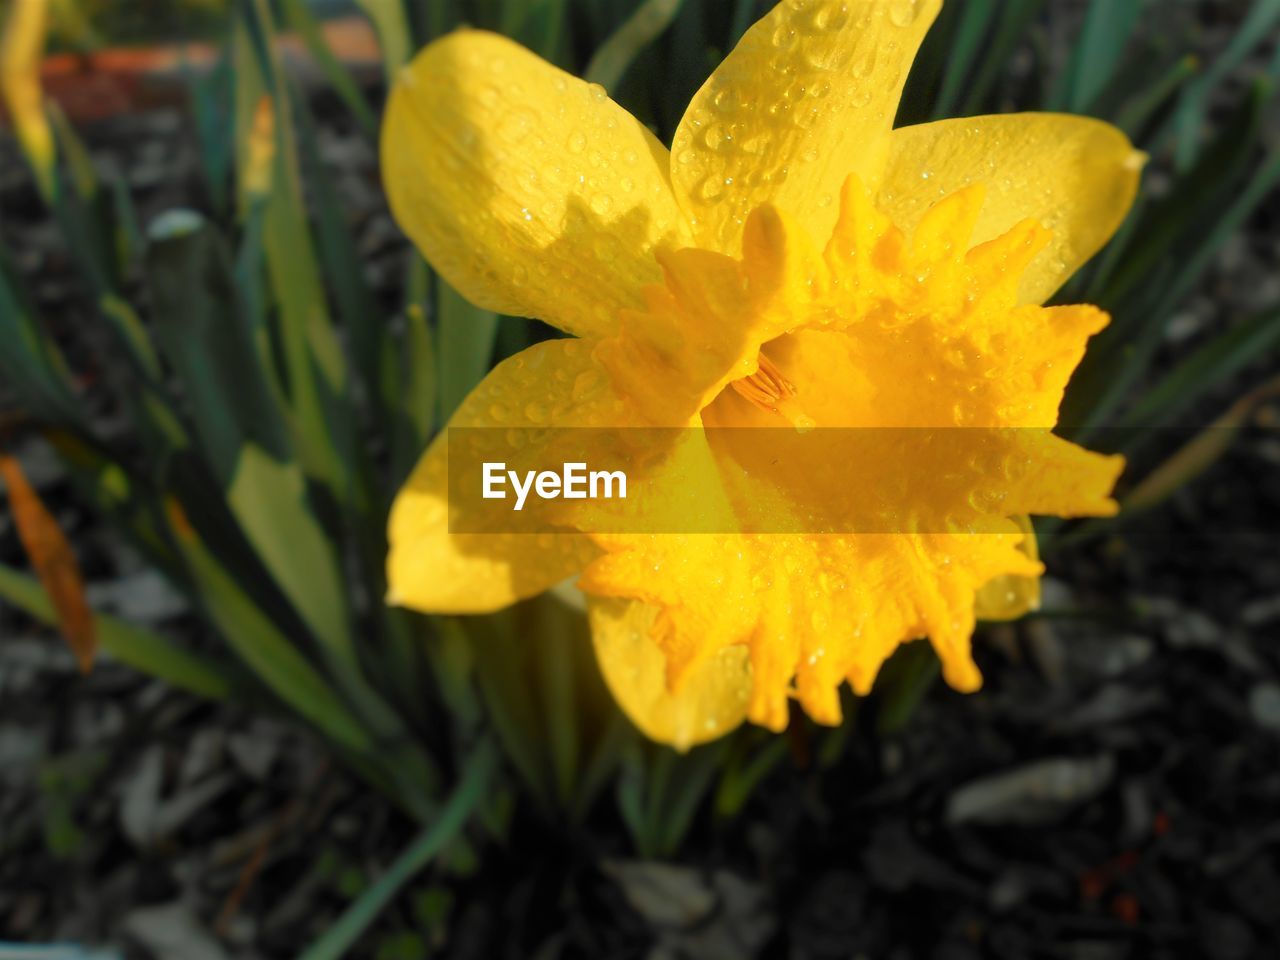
[879,114,1144,304]
[670,0,941,254]
[588,597,751,751]
[387,340,605,613]
[974,515,1042,620]
[382,30,694,338]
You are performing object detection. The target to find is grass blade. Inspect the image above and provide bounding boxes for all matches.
[728,0,758,47]
[1076,150,1280,434]
[356,0,414,77]
[585,0,686,91]
[1114,54,1199,137]
[234,5,357,499]
[1173,0,1280,170]
[931,0,998,120]
[960,0,1046,115]
[1123,375,1280,513]
[290,76,384,407]
[1051,0,1145,113]
[0,244,78,424]
[186,52,234,216]
[388,302,437,486]
[164,500,373,755]
[1098,80,1269,311]
[299,740,499,960]
[437,280,499,422]
[0,562,235,701]
[655,742,726,857]
[1123,303,1280,429]
[279,0,379,138]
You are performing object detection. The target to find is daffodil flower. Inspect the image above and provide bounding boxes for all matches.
[383,0,1143,749]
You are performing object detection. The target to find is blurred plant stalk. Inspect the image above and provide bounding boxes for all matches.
[1,0,57,200]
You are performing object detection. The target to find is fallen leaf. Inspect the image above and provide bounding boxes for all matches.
[946,755,1116,825]
[124,901,231,960]
[603,860,716,928]
[0,452,96,672]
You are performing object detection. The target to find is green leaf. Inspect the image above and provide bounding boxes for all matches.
[931,0,998,120]
[570,709,631,823]
[615,742,651,854]
[234,5,357,500]
[530,594,582,808]
[728,0,758,47]
[653,742,726,857]
[144,211,290,480]
[141,232,416,787]
[1122,375,1280,513]
[714,735,787,819]
[960,0,1047,115]
[356,0,415,79]
[186,52,234,216]
[299,740,499,960]
[873,639,940,735]
[469,611,556,811]
[1072,149,1280,434]
[279,0,379,139]
[1098,80,1270,311]
[585,0,686,92]
[0,244,78,424]
[166,509,375,755]
[388,302,437,486]
[46,101,97,200]
[44,430,180,575]
[502,0,571,62]
[1051,0,1145,113]
[437,280,500,422]
[1112,54,1198,137]
[1173,0,1280,170]
[0,562,235,701]
[290,77,385,408]
[1123,303,1280,429]
[226,445,353,662]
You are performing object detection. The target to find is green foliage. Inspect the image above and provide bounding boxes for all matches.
[2,0,1278,948]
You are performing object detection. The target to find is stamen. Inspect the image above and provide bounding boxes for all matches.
[731,353,796,413]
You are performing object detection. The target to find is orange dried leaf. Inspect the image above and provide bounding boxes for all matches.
[0,452,96,672]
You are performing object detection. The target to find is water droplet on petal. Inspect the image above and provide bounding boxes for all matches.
[491,108,527,142]
[887,0,921,27]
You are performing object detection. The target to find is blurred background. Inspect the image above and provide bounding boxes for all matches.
[1,0,1278,957]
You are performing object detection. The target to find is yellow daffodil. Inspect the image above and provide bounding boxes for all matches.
[383,0,1143,749]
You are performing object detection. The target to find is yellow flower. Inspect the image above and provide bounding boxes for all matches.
[0,0,55,202]
[383,0,1143,749]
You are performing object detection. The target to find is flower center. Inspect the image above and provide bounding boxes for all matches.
[730,353,794,414]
